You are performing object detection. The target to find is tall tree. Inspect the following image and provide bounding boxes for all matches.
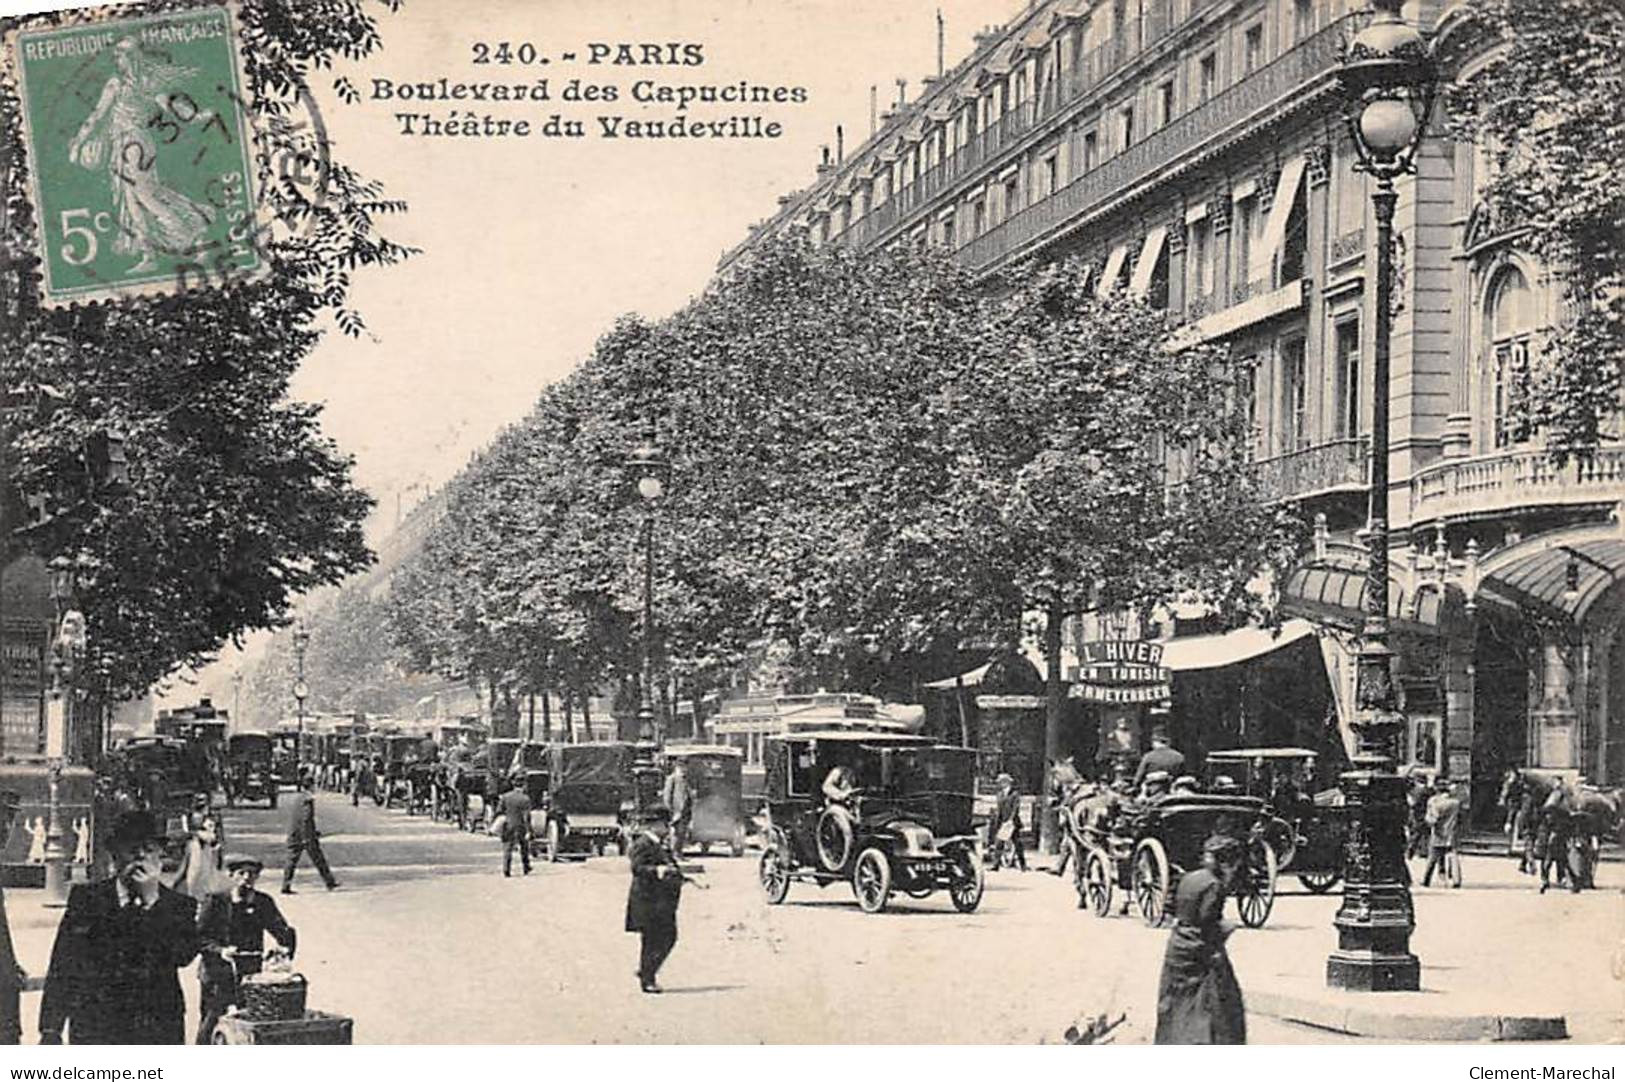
[1,0,413,699]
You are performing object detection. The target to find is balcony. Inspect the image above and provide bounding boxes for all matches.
[1255,437,1370,503]
[956,15,1353,274]
[1409,446,1625,523]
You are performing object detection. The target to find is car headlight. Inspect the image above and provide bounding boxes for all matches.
[897,825,937,857]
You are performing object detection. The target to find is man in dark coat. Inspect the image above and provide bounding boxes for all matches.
[39,811,200,1044]
[1133,731,1185,792]
[991,773,1027,871]
[499,780,533,877]
[282,778,339,894]
[625,804,683,994]
[195,853,297,1043]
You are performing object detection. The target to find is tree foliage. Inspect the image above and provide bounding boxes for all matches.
[383,240,1300,734]
[0,0,412,699]
[1447,0,1625,461]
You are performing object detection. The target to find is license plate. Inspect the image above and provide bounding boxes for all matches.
[912,859,951,876]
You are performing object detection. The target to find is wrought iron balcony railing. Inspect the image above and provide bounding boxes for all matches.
[1254,437,1370,503]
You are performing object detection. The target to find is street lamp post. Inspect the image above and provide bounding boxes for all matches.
[292,621,310,772]
[629,424,665,744]
[1327,0,1436,992]
[43,554,87,907]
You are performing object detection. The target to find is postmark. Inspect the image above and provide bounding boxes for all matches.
[7,3,326,306]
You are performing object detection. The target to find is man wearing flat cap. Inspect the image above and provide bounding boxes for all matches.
[625,803,683,993]
[39,811,199,1044]
[195,854,297,1044]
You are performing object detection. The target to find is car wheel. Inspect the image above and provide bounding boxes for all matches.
[1236,839,1278,928]
[759,847,791,905]
[816,807,855,871]
[1298,870,1341,894]
[1084,849,1113,918]
[852,847,891,914]
[1132,838,1171,927]
[949,856,985,913]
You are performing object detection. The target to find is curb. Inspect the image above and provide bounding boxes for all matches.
[1249,989,1568,1042]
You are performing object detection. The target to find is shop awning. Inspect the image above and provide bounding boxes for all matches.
[1128,226,1169,298]
[923,663,992,689]
[1249,154,1308,285]
[1095,243,1129,297]
[1158,618,1317,672]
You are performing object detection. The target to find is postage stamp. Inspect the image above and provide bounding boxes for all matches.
[9,5,267,305]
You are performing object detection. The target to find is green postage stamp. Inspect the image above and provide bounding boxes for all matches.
[10,5,265,305]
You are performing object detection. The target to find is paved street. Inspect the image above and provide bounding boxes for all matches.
[10,791,1622,1044]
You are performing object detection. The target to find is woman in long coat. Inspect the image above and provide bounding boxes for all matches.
[1154,834,1247,1045]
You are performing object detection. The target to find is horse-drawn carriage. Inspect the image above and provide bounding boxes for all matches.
[756,731,984,914]
[1205,747,1347,894]
[223,733,277,808]
[1072,789,1278,928]
[1507,767,1621,891]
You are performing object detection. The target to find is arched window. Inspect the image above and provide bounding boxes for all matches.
[1488,266,1536,448]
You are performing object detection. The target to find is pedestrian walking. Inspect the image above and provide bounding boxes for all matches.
[174,812,228,901]
[661,758,691,855]
[625,804,683,994]
[499,780,533,877]
[350,756,373,807]
[1405,772,1431,859]
[991,773,1027,871]
[0,792,23,1045]
[281,779,339,894]
[1154,834,1247,1045]
[195,854,296,1044]
[1538,782,1580,895]
[38,810,200,1044]
[1421,779,1462,888]
[1498,768,1527,855]
[1048,757,1083,877]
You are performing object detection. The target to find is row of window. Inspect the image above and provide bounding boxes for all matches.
[800,0,1351,251]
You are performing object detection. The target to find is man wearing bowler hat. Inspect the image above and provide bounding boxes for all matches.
[625,803,683,993]
[39,810,200,1044]
[196,854,297,1044]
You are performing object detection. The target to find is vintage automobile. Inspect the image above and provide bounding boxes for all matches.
[757,731,984,914]
[271,728,301,789]
[1076,790,1278,928]
[223,733,277,808]
[483,739,550,821]
[119,736,213,823]
[1204,747,1347,893]
[539,742,637,860]
[369,733,430,808]
[666,744,748,856]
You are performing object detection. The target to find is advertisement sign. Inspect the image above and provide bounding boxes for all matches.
[973,694,1047,710]
[1071,640,1171,705]
[0,763,96,870]
[1070,682,1172,704]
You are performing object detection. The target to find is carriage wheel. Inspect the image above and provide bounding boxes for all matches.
[852,847,892,914]
[1236,839,1278,928]
[1298,870,1341,894]
[545,819,563,863]
[1084,849,1113,918]
[949,854,985,913]
[816,806,855,871]
[759,844,792,904]
[1132,838,1171,927]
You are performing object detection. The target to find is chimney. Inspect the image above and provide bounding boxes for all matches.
[936,9,945,76]
[973,26,999,50]
[895,78,907,107]
[870,85,878,136]
[816,145,833,176]
[836,124,844,163]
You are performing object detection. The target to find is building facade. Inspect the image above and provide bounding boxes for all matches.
[720,0,1625,820]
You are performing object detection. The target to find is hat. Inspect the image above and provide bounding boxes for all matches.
[1144,770,1171,786]
[224,853,264,873]
[996,772,1013,785]
[1203,834,1244,862]
[1434,777,1452,792]
[642,803,672,823]
[108,810,162,850]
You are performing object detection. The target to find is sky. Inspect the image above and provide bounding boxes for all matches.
[4,0,1027,705]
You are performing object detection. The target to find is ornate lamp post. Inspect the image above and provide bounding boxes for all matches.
[1327,0,1437,992]
[43,553,88,906]
[292,620,310,770]
[629,424,665,744]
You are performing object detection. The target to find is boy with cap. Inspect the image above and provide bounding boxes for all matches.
[625,804,683,993]
[39,811,199,1044]
[196,853,297,1043]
